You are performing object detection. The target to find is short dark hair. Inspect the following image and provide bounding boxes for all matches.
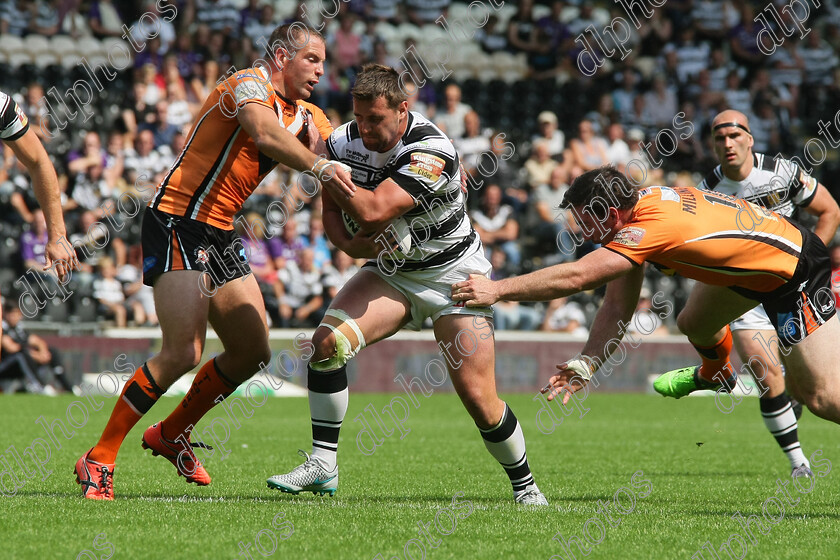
[562,166,639,210]
[267,23,324,58]
[351,63,407,109]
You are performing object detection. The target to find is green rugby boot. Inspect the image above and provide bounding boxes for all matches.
[653,365,737,399]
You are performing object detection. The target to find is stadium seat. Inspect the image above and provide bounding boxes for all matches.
[448,2,469,20]
[33,52,59,69]
[60,53,83,69]
[84,54,110,75]
[276,0,297,18]
[40,298,70,323]
[76,36,105,57]
[0,35,25,56]
[0,267,17,294]
[449,63,475,82]
[7,52,32,68]
[396,23,420,42]
[101,38,133,62]
[532,4,552,19]
[374,22,398,41]
[49,35,78,56]
[419,24,447,42]
[23,35,51,56]
[71,296,98,323]
[476,67,498,83]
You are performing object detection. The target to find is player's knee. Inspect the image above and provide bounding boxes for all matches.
[160,344,203,374]
[310,326,337,365]
[675,311,715,339]
[243,345,272,374]
[309,310,366,372]
[797,386,832,417]
[675,311,695,337]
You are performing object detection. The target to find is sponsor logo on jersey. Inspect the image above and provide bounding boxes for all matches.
[234,80,269,104]
[409,152,444,181]
[613,226,646,247]
[345,149,370,162]
[14,104,28,127]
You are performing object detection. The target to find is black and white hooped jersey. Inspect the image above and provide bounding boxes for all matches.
[327,111,476,271]
[698,152,817,218]
[0,92,29,141]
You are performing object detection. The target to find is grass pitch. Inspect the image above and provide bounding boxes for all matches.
[0,392,837,559]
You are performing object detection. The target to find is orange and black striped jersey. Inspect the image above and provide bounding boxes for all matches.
[605,186,804,294]
[151,66,332,230]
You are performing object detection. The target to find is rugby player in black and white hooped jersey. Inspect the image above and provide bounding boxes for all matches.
[267,64,548,505]
[0,91,79,336]
[699,109,840,478]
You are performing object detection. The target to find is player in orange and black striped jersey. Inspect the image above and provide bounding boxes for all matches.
[74,24,357,500]
[697,110,840,477]
[453,166,840,436]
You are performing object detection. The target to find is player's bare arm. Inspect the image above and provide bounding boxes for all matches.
[803,182,840,245]
[452,247,636,306]
[321,184,385,259]
[544,265,644,404]
[236,102,356,198]
[6,128,78,279]
[324,176,415,232]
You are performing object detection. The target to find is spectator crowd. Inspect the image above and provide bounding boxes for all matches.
[1,0,839,337]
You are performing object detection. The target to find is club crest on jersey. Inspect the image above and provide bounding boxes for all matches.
[613,226,645,247]
[195,248,209,264]
[409,152,444,182]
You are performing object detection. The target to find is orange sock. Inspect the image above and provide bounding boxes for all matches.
[693,326,735,383]
[160,358,238,441]
[89,364,164,464]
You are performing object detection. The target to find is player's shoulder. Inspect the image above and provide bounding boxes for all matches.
[697,165,724,191]
[401,112,452,149]
[225,66,275,104]
[635,186,689,217]
[394,112,455,165]
[0,91,12,116]
[328,120,361,153]
[754,152,798,180]
[0,91,29,141]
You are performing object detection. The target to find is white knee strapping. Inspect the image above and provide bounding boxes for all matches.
[310,309,367,371]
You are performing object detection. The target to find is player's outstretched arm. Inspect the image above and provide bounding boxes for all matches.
[452,247,636,306]
[542,265,644,403]
[6,128,78,279]
[804,182,840,245]
[237,103,356,198]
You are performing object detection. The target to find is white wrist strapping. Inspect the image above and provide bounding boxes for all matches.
[565,356,597,381]
[311,158,351,181]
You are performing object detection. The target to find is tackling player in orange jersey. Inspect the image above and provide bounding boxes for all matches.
[696,109,840,477]
[74,23,356,500]
[452,166,840,431]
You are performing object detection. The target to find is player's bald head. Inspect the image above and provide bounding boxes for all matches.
[712,110,751,135]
